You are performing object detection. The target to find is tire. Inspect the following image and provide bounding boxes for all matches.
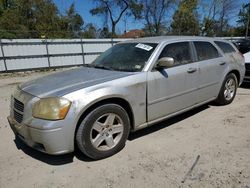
[76,104,130,160]
[215,73,238,105]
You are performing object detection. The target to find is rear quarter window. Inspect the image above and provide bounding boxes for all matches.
[194,41,220,61]
[214,41,236,54]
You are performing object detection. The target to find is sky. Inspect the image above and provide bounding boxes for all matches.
[53,0,250,33]
[53,0,143,33]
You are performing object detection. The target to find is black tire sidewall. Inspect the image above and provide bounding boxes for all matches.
[76,104,130,160]
[217,73,238,105]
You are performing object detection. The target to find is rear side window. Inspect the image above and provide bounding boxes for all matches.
[159,42,192,66]
[214,41,236,53]
[194,41,220,61]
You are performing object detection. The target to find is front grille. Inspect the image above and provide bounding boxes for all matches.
[14,98,24,112]
[14,110,23,123]
[13,98,24,123]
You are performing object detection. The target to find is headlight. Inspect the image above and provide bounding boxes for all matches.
[32,97,71,120]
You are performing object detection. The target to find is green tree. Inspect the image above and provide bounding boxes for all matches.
[0,0,61,38]
[0,8,29,38]
[0,0,29,38]
[200,0,238,37]
[63,3,84,38]
[237,3,250,37]
[82,23,97,38]
[171,0,199,35]
[218,0,237,36]
[141,0,175,36]
[201,17,222,37]
[31,0,63,38]
[0,0,15,13]
[0,0,84,38]
[98,27,112,38]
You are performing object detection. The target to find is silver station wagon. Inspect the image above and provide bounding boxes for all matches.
[8,36,245,159]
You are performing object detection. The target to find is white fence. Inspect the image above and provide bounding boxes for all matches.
[0,37,246,72]
[0,38,129,72]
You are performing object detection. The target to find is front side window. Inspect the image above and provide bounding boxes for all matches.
[92,43,157,72]
[214,41,236,54]
[159,42,192,66]
[194,41,220,61]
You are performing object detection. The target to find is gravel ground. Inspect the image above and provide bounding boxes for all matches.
[0,70,250,188]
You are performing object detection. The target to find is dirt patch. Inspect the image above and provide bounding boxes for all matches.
[0,70,250,188]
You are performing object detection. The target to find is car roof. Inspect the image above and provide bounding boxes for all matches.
[121,36,231,44]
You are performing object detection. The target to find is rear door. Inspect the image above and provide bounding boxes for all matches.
[147,41,199,122]
[193,41,225,103]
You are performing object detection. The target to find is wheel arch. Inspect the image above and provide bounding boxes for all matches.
[74,97,135,139]
[228,69,240,85]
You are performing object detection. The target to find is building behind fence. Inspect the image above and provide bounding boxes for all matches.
[0,38,129,72]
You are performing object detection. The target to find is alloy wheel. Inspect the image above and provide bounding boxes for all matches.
[90,113,124,151]
[224,78,236,101]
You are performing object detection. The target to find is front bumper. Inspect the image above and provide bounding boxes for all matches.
[8,116,72,155]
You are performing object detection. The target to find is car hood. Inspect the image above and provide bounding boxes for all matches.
[19,67,134,97]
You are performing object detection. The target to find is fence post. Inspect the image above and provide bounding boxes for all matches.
[0,39,8,72]
[111,37,114,47]
[45,39,51,68]
[80,38,85,64]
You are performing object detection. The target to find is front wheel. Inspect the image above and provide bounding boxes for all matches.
[215,73,238,105]
[76,104,130,160]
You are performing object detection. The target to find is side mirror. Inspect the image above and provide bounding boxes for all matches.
[156,57,174,69]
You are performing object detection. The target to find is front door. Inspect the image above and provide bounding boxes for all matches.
[147,42,199,122]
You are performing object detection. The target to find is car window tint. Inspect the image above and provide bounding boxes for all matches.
[92,43,157,72]
[159,42,192,66]
[214,41,236,53]
[194,41,220,61]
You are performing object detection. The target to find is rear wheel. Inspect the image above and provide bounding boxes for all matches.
[76,104,130,160]
[216,73,238,105]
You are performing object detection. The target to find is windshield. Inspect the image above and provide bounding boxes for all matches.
[91,43,158,72]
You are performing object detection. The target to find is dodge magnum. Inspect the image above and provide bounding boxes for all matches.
[8,36,245,159]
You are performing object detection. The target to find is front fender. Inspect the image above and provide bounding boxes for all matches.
[63,73,147,134]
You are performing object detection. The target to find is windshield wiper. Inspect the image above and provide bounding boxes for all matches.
[92,65,115,71]
[82,64,137,72]
[82,64,95,68]
[82,64,115,71]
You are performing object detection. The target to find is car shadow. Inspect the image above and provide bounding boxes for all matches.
[13,104,210,165]
[240,82,250,89]
[128,104,209,141]
[13,137,94,165]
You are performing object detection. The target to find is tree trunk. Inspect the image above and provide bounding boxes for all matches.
[246,15,249,38]
[111,22,116,38]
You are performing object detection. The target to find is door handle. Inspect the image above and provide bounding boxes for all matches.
[219,62,226,66]
[187,68,197,73]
